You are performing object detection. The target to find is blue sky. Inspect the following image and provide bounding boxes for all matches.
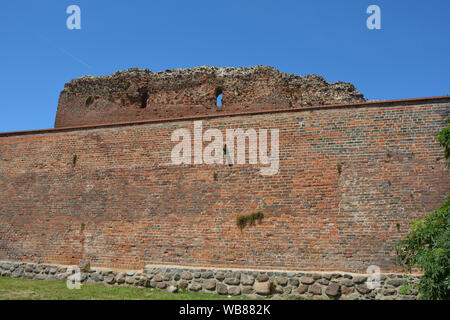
[0,0,449,132]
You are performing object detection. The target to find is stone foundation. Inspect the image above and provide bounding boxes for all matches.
[0,261,421,300]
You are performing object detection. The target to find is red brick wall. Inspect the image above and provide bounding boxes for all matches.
[1,99,449,273]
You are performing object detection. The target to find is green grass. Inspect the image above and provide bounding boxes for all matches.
[0,277,251,300]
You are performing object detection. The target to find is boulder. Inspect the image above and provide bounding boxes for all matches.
[254,281,272,295]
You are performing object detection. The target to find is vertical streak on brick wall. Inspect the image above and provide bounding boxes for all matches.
[0,100,449,272]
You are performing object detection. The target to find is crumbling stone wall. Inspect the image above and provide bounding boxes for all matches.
[55,66,365,128]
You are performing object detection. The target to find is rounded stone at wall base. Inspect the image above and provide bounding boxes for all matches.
[382,288,397,296]
[283,286,293,294]
[353,276,367,284]
[201,271,214,279]
[224,278,240,286]
[275,277,288,286]
[242,286,253,295]
[274,285,284,294]
[340,278,353,287]
[216,283,228,295]
[387,279,403,287]
[240,274,255,286]
[181,272,193,280]
[228,286,241,296]
[256,274,269,282]
[341,286,355,295]
[253,281,272,295]
[24,273,34,280]
[91,272,103,282]
[137,277,148,287]
[156,282,167,289]
[188,282,202,292]
[355,284,371,294]
[153,274,163,282]
[1,271,11,277]
[35,274,46,281]
[289,278,299,286]
[325,282,341,297]
[125,277,134,284]
[203,279,216,291]
[308,284,322,295]
[297,285,308,294]
[300,277,315,285]
[104,276,115,285]
[215,272,225,281]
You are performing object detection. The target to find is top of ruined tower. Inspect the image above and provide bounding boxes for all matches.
[54,65,365,128]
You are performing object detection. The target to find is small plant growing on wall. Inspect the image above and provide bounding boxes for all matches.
[236,215,247,230]
[85,95,94,105]
[72,154,78,166]
[80,261,90,273]
[337,163,342,175]
[399,281,414,295]
[236,211,265,230]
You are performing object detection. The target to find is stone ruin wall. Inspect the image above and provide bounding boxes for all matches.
[54,66,365,128]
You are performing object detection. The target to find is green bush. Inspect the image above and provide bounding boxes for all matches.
[399,281,414,295]
[395,118,450,300]
[437,117,450,167]
[395,198,450,300]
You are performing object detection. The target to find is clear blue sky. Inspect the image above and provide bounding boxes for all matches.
[0,0,449,132]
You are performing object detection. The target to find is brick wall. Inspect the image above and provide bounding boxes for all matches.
[1,98,449,273]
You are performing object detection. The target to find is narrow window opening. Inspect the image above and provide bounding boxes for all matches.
[215,88,223,107]
[140,92,149,109]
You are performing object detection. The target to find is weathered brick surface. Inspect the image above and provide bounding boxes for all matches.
[0,99,449,272]
[54,66,364,128]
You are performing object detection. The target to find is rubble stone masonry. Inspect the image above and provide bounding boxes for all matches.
[54,66,365,128]
[0,261,422,300]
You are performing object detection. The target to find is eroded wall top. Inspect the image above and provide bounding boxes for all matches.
[55,65,365,128]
